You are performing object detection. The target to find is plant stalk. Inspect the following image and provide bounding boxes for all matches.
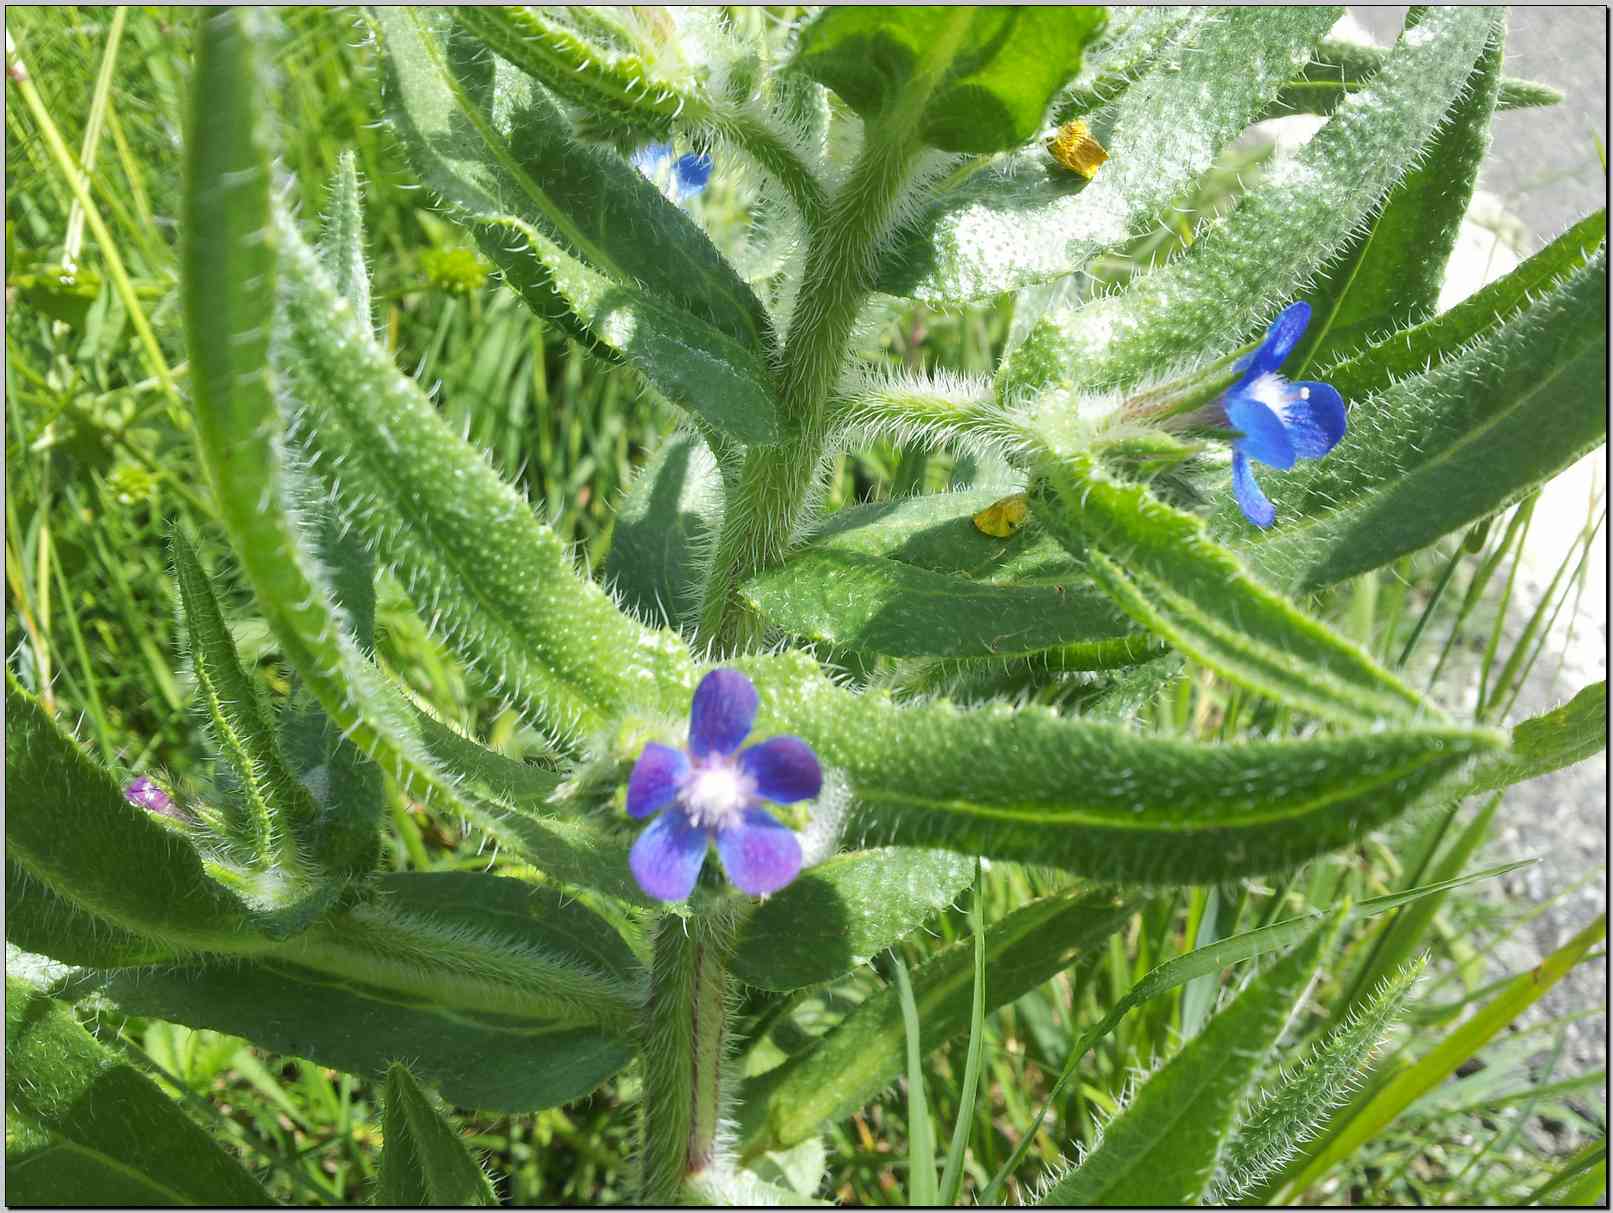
[637,910,733,1203]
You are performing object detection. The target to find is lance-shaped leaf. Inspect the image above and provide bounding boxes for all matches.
[1033,452,1440,727]
[794,6,1107,155]
[1265,35,1562,118]
[319,148,372,327]
[879,7,1338,304]
[379,1062,498,1206]
[5,675,269,956]
[737,652,1502,886]
[271,872,645,1031]
[87,872,645,1112]
[1449,680,1608,801]
[730,849,974,992]
[1002,5,1496,395]
[1288,13,1504,374]
[605,430,725,632]
[1051,6,1200,121]
[741,548,1144,663]
[172,529,322,869]
[1276,914,1607,1200]
[371,7,780,442]
[1037,910,1342,1205]
[276,218,695,743]
[1323,209,1606,404]
[1209,957,1425,1202]
[90,959,632,1115]
[737,888,1138,1155]
[183,7,490,844]
[4,859,175,969]
[5,978,273,1206]
[1228,252,1608,592]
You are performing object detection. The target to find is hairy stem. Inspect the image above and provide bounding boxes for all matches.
[695,12,974,650]
[637,911,733,1203]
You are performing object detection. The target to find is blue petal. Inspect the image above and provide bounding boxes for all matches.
[674,151,713,195]
[629,810,710,902]
[1232,451,1277,529]
[1238,301,1311,382]
[626,742,689,819]
[1286,381,1348,459]
[739,736,821,804]
[688,669,758,758]
[715,808,802,896]
[1225,391,1296,470]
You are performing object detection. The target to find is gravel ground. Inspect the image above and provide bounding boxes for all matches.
[1349,6,1609,1080]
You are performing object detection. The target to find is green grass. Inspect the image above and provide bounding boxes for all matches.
[5,6,1604,1206]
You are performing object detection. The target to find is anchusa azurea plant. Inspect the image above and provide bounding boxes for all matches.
[6,6,1607,1206]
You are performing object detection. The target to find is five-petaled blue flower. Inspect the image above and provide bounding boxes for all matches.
[631,142,714,203]
[627,669,819,902]
[1222,302,1347,528]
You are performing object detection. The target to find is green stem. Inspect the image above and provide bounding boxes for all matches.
[638,911,732,1203]
[695,12,975,649]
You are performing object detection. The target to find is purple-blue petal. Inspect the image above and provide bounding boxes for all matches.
[1285,381,1348,460]
[715,808,802,896]
[1232,451,1277,529]
[674,151,713,194]
[688,669,758,758]
[626,742,689,820]
[1225,392,1297,470]
[1238,301,1311,383]
[629,810,710,902]
[739,736,822,804]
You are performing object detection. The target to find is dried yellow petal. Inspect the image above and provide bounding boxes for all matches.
[1047,119,1108,179]
[972,493,1030,539]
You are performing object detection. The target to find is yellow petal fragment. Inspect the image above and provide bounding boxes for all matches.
[1047,118,1108,179]
[972,493,1030,539]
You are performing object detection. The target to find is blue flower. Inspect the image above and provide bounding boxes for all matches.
[1221,302,1347,528]
[630,142,714,203]
[626,669,819,902]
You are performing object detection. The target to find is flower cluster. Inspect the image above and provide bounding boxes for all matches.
[1220,302,1347,528]
[625,670,819,902]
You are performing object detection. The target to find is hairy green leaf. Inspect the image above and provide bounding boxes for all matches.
[1209,957,1425,1202]
[605,430,725,632]
[738,653,1501,885]
[881,7,1338,304]
[5,676,269,955]
[1003,5,1496,394]
[1453,680,1608,800]
[318,148,372,326]
[5,978,272,1206]
[730,849,973,992]
[1035,452,1440,726]
[1325,209,1606,403]
[276,217,695,745]
[1290,14,1503,374]
[794,6,1106,155]
[1277,914,1606,1199]
[1037,910,1342,1205]
[90,958,631,1115]
[4,861,175,969]
[1231,252,1608,591]
[172,529,323,870]
[1265,35,1563,119]
[742,547,1142,662]
[738,888,1137,1155]
[379,1062,498,1206]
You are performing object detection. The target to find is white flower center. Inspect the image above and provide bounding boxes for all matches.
[680,760,754,830]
